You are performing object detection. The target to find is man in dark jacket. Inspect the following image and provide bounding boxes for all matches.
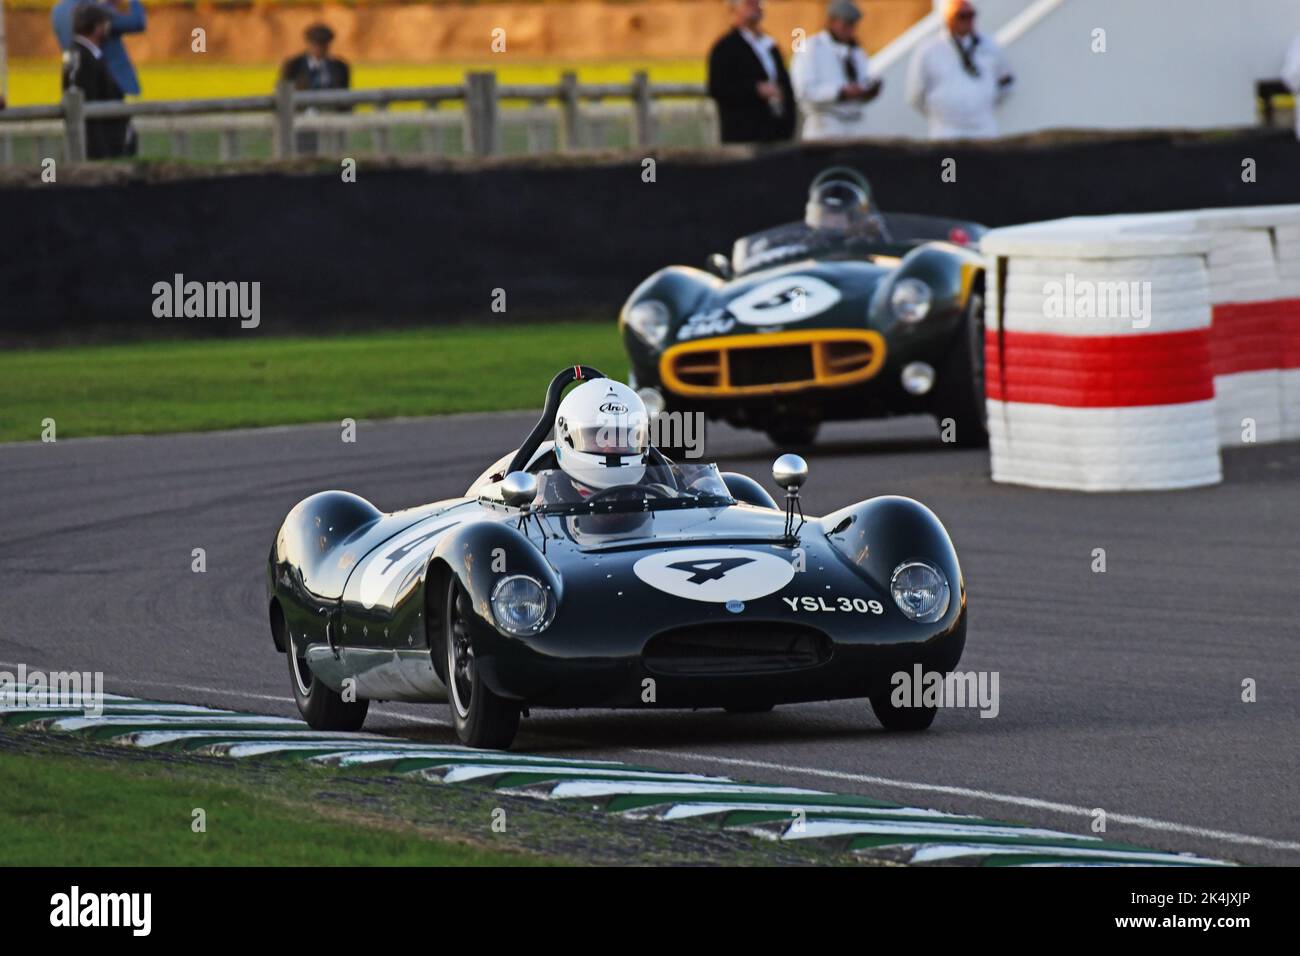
[281,23,351,92]
[61,4,129,159]
[707,0,796,144]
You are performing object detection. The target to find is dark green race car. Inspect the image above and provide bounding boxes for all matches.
[620,168,990,449]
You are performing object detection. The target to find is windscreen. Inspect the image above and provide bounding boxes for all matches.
[531,463,733,515]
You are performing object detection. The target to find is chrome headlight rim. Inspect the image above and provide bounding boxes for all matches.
[890,278,933,324]
[489,574,555,637]
[625,300,672,348]
[889,559,951,624]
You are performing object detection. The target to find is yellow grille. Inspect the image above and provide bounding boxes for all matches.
[660,329,886,398]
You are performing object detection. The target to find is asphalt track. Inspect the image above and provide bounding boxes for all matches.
[2,413,1297,864]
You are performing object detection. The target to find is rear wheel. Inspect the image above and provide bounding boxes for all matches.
[444,578,520,749]
[931,287,989,448]
[286,627,369,732]
[869,690,937,731]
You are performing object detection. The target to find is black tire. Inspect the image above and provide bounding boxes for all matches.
[443,578,520,749]
[869,690,938,731]
[724,703,774,714]
[286,628,369,732]
[931,287,989,449]
[764,421,821,449]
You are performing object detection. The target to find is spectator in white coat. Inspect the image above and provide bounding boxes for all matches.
[1283,30,1300,140]
[906,0,1014,140]
[791,0,881,141]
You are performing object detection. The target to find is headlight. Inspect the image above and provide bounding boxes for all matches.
[490,575,554,636]
[890,560,950,623]
[625,300,671,348]
[890,279,932,323]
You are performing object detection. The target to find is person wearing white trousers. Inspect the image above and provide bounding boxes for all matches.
[791,0,881,142]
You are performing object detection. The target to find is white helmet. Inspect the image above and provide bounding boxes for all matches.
[554,380,650,490]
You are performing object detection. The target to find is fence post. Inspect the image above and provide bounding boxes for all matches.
[61,87,86,162]
[631,70,653,147]
[559,70,581,151]
[464,72,499,157]
[274,80,295,159]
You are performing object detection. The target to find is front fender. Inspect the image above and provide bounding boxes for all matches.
[870,243,984,349]
[821,494,964,632]
[620,266,719,382]
[429,520,562,633]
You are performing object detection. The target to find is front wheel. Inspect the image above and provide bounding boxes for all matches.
[931,287,989,449]
[444,578,520,750]
[869,690,937,731]
[765,421,820,450]
[286,630,369,732]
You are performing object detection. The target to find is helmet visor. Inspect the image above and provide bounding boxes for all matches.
[567,419,648,456]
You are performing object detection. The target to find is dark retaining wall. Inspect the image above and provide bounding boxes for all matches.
[3,128,1299,343]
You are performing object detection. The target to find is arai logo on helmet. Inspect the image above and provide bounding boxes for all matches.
[728,275,842,327]
[632,547,795,603]
[599,401,630,414]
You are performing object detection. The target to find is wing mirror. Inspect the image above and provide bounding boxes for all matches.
[706,253,733,280]
[772,454,807,541]
[772,454,808,492]
[501,471,538,509]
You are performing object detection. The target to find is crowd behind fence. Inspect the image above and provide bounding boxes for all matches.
[0,71,717,165]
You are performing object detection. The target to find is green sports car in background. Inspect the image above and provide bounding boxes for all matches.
[620,168,990,449]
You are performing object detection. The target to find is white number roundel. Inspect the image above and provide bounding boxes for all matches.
[727,275,841,327]
[632,548,795,603]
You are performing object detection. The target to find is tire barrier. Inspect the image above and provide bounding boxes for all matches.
[983,205,1300,491]
[1,686,1230,866]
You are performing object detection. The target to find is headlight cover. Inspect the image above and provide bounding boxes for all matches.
[490,575,555,636]
[890,560,950,623]
[625,300,671,348]
[890,279,932,323]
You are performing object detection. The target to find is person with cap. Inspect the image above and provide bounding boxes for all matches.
[280,24,350,155]
[281,23,351,93]
[905,0,1014,139]
[791,0,881,141]
[707,0,797,144]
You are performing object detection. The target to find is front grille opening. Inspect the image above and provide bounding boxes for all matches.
[644,622,832,676]
[673,352,722,387]
[819,339,876,375]
[729,345,815,387]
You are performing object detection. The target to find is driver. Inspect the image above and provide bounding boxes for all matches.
[804,173,888,239]
[737,167,890,271]
[547,379,654,505]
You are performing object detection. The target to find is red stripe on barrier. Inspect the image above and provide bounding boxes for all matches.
[1211,301,1283,376]
[1280,298,1300,369]
[984,328,1214,407]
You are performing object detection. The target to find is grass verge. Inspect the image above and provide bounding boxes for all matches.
[0,731,845,866]
[0,322,629,443]
[0,745,541,866]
